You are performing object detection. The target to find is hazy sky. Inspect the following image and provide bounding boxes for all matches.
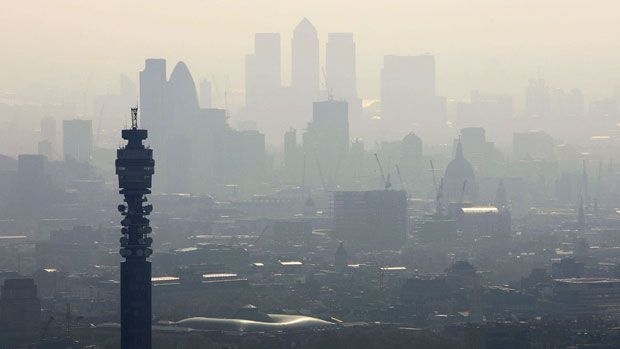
[1,0,619,102]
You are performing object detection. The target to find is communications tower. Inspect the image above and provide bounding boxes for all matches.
[116,107,155,348]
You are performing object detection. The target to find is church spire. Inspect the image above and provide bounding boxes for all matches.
[455,140,464,160]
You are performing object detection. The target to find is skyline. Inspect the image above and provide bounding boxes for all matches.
[1,0,619,103]
[3,3,620,348]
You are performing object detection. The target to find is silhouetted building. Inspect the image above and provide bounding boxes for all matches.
[552,257,585,279]
[63,119,92,163]
[116,108,155,349]
[140,59,267,195]
[446,261,480,291]
[333,190,407,250]
[399,132,424,184]
[139,58,167,138]
[292,18,319,94]
[551,278,620,318]
[453,205,511,239]
[326,33,357,102]
[246,33,281,107]
[11,154,54,218]
[401,277,450,303]
[444,141,478,203]
[458,127,503,175]
[303,100,349,186]
[0,278,41,332]
[335,242,348,272]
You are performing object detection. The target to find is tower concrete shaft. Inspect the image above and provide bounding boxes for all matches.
[116,107,155,349]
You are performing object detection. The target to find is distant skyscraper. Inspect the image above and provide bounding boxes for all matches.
[381,55,438,130]
[199,79,213,108]
[164,61,199,193]
[14,154,52,217]
[139,59,268,195]
[63,119,92,163]
[139,59,167,136]
[326,33,357,102]
[167,61,200,128]
[304,100,349,186]
[245,33,281,107]
[292,18,319,93]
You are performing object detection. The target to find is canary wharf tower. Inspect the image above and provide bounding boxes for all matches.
[116,107,155,348]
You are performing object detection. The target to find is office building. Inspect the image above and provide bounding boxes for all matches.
[551,278,620,318]
[326,33,357,102]
[62,119,92,163]
[303,100,349,186]
[333,190,407,250]
[292,18,319,93]
[0,278,41,332]
[246,33,281,108]
[139,58,167,136]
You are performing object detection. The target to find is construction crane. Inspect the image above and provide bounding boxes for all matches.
[301,153,306,201]
[436,178,445,217]
[65,303,72,338]
[582,160,589,210]
[313,148,328,192]
[374,153,391,190]
[40,316,55,342]
[594,161,602,216]
[395,164,406,192]
[253,224,270,245]
[321,67,334,101]
[430,160,438,195]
